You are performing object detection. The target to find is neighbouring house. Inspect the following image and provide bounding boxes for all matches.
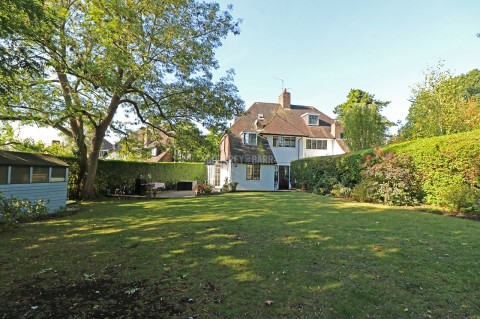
[207,90,348,191]
[0,151,69,213]
[99,139,115,158]
[108,127,175,162]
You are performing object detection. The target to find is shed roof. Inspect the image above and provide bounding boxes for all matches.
[0,151,69,167]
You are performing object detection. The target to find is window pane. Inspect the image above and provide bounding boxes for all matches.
[0,165,7,184]
[32,167,49,183]
[11,166,30,184]
[246,164,260,180]
[51,167,66,182]
[246,164,252,180]
[273,136,278,147]
[308,115,318,125]
[253,164,260,180]
[306,139,311,149]
[249,134,257,145]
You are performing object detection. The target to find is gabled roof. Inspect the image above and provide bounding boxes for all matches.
[230,102,342,139]
[0,151,69,167]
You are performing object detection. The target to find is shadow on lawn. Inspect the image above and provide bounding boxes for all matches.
[1,192,479,318]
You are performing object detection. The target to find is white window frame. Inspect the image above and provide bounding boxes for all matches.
[246,164,260,180]
[308,115,319,125]
[272,136,296,148]
[242,132,258,145]
[306,139,328,150]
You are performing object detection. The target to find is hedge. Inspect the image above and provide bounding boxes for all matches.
[59,157,207,197]
[383,130,480,205]
[290,150,371,194]
[291,129,480,213]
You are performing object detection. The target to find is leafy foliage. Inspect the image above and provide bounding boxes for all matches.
[0,0,243,199]
[291,151,368,195]
[0,191,49,229]
[334,89,392,151]
[60,157,207,198]
[352,150,424,206]
[385,129,480,209]
[398,64,480,140]
[293,129,480,214]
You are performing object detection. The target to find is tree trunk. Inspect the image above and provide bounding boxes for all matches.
[80,95,121,200]
[70,118,88,200]
[80,133,104,200]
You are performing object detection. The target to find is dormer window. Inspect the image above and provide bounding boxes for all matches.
[258,113,264,120]
[308,115,319,125]
[242,132,258,145]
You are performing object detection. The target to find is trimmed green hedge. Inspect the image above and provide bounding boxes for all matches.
[60,157,207,197]
[384,130,480,206]
[291,129,480,213]
[291,150,371,194]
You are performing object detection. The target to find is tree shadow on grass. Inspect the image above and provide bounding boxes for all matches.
[1,192,479,318]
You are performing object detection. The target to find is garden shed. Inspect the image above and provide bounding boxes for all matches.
[0,151,69,213]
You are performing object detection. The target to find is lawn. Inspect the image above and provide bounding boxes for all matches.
[1,192,479,318]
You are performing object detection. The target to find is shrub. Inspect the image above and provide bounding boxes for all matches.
[355,150,424,206]
[291,151,368,194]
[0,192,49,228]
[385,130,480,205]
[437,183,480,214]
[330,183,352,198]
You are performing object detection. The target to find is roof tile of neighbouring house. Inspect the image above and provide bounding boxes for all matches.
[0,151,69,167]
[227,134,277,164]
[230,102,343,139]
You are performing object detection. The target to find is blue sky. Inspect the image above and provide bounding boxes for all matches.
[19,0,480,142]
[214,0,480,128]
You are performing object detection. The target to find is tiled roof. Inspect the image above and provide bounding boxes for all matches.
[228,134,276,164]
[0,151,69,167]
[230,102,343,139]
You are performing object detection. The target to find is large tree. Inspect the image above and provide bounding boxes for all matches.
[334,89,392,151]
[0,0,244,199]
[398,65,480,140]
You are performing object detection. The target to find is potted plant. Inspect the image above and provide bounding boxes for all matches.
[230,182,238,192]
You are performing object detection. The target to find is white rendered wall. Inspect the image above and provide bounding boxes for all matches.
[266,136,300,165]
[231,164,275,191]
[302,139,345,158]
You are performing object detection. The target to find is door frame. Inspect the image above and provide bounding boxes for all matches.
[277,165,290,190]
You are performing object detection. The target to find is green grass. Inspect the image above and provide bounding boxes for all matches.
[1,192,479,318]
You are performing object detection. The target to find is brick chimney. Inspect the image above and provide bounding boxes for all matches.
[279,89,291,109]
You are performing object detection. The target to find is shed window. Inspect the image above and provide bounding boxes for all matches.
[10,166,30,184]
[0,165,7,184]
[32,167,49,183]
[51,167,67,182]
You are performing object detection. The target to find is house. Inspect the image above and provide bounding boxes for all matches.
[0,151,69,213]
[207,90,348,191]
[108,127,175,162]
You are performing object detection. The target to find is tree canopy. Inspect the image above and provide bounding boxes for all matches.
[397,65,480,140]
[0,0,244,199]
[334,89,392,151]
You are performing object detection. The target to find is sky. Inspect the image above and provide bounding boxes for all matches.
[213,0,480,128]
[18,0,480,143]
